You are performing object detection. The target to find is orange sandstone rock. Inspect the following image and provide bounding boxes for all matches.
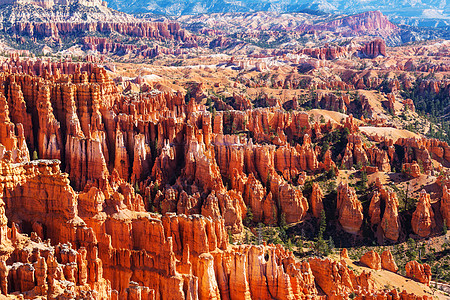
[412,190,435,237]
[360,251,381,270]
[340,248,349,259]
[381,250,398,273]
[270,173,308,224]
[405,261,432,286]
[369,191,382,225]
[310,182,324,218]
[361,38,387,58]
[369,181,400,241]
[381,189,400,242]
[402,162,421,178]
[441,185,450,226]
[337,182,363,234]
[309,257,375,297]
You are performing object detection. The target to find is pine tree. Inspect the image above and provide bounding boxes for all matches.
[327,236,335,253]
[319,209,326,239]
[314,210,330,256]
[359,170,368,190]
[228,229,234,244]
[444,220,448,235]
[257,223,263,245]
[286,238,293,251]
[135,182,140,194]
[244,207,254,226]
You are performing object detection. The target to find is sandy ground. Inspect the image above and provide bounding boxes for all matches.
[360,126,421,142]
[308,109,363,125]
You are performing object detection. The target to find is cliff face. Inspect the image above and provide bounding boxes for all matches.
[310,11,399,38]
[11,21,195,43]
[360,38,387,58]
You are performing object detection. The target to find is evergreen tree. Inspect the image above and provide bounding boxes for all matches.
[319,209,326,239]
[228,229,234,244]
[256,223,263,245]
[314,210,330,256]
[444,220,448,235]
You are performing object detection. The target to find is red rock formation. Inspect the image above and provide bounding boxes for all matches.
[300,44,350,60]
[310,182,324,218]
[381,189,400,242]
[402,161,421,178]
[309,257,375,297]
[243,173,277,225]
[12,22,197,44]
[0,153,416,299]
[320,148,337,173]
[405,261,432,286]
[0,57,444,299]
[381,250,398,273]
[396,138,434,175]
[314,91,349,113]
[412,190,435,237]
[311,255,431,299]
[386,93,396,115]
[7,77,34,150]
[270,173,308,224]
[0,93,29,163]
[309,11,399,38]
[404,98,416,112]
[361,39,387,58]
[360,251,381,270]
[82,36,186,58]
[368,179,400,241]
[337,182,363,234]
[0,160,81,245]
[369,191,382,225]
[442,185,450,226]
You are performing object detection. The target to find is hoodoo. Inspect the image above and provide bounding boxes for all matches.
[0,0,446,297]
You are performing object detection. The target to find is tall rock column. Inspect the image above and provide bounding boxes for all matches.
[441,185,450,227]
[381,190,400,242]
[412,190,435,237]
[310,182,324,218]
[37,84,62,159]
[337,182,363,234]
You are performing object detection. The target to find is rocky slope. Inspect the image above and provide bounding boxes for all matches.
[0,6,431,60]
[0,2,448,294]
[0,55,444,299]
[0,55,441,243]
